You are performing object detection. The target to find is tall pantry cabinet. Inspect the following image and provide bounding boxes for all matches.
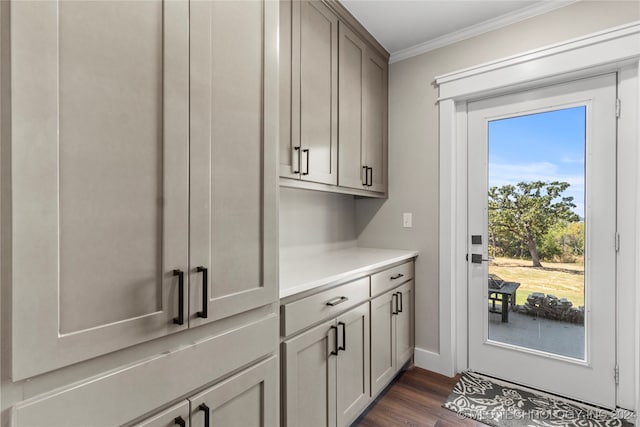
[1,0,279,425]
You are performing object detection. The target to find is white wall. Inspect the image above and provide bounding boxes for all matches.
[355,1,640,355]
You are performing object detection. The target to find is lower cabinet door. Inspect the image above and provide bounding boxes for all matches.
[283,320,337,427]
[134,402,190,427]
[336,304,370,427]
[370,290,396,397]
[395,281,414,368]
[189,356,278,427]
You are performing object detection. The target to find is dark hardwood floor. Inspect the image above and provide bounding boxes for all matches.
[353,367,486,427]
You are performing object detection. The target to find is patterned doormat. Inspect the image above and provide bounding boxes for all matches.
[443,372,635,426]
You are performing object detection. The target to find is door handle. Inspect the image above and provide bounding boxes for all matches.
[362,166,368,186]
[330,325,339,356]
[338,321,346,352]
[293,146,301,174]
[196,266,208,319]
[392,293,398,315]
[199,403,210,427]
[172,269,184,325]
[173,416,186,427]
[398,291,403,313]
[367,167,373,186]
[471,254,490,264]
[302,149,310,175]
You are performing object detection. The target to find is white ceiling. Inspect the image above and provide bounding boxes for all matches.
[341,0,576,61]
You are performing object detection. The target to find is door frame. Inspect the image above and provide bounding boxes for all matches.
[433,22,640,411]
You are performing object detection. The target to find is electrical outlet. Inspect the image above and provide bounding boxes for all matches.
[403,213,412,228]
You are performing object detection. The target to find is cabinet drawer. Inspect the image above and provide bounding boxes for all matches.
[370,262,413,296]
[282,277,369,336]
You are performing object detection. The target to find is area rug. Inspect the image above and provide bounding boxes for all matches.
[443,371,635,426]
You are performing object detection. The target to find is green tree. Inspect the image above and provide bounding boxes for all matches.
[488,181,579,267]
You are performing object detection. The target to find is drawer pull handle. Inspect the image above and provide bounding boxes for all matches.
[173,416,186,427]
[398,291,404,313]
[390,273,404,280]
[199,403,210,427]
[338,321,346,352]
[330,325,339,356]
[173,269,185,325]
[197,266,208,319]
[326,296,349,306]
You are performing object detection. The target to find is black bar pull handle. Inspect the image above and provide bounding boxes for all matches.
[173,269,184,325]
[302,149,310,175]
[338,321,346,352]
[398,291,404,313]
[293,146,301,174]
[390,273,404,280]
[199,403,210,427]
[367,167,373,186]
[326,296,348,306]
[330,325,339,356]
[392,293,398,315]
[173,416,186,427]
[196,266,208,319]
[362,166,368,186]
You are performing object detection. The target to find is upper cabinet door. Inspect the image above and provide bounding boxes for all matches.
[337,23,366,190]
[189,0,278,326]
[291,0,338,185]
[363,49,388,194]
[9,0,190,380]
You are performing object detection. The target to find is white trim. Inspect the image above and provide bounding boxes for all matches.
[413,347,450,375]
[435,22,640,101]
[616,63,639,412]
[437,24,640,410]
[389,0,577,64]
[635,60,640,417]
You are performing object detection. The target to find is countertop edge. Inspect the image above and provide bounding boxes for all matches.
[279,249,418,300]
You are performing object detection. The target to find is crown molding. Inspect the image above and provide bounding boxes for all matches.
[389,0,577,64]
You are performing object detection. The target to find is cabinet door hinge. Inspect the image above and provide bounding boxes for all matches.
[614,365,620,385]
[615,232,620,253]
[616,98,621,118]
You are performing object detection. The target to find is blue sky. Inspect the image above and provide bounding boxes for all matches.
[488,106,586,217]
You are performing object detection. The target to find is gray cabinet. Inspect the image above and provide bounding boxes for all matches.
[6,0,278,381]
[8,0,190,381]
[134,357,278,427]
[283,319,337,427]
[189,0,278,327]
[189,356,278,427]
[338,23,388,195]
[370,280,413,397]
[363,48,388,194]
[285,0,338,185]
[337,22,367,190]
[280,0,388,197]
[283,303,370,427]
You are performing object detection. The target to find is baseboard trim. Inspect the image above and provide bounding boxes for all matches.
[413,347,455,377]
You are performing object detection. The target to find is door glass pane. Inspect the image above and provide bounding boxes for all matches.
[487,106,586,360]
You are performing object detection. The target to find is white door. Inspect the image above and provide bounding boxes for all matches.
[467,74,617,408]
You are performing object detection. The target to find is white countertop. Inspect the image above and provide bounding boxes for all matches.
[279,246,418,299]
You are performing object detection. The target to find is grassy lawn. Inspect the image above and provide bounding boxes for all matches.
[488,257,585,307]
